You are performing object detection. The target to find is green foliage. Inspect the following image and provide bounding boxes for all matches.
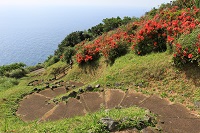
[0,63,27,78]
[103,17,123,32]
[55,31,91,57]
[0,63,26,76]
[54,16,136,63]
[171,0,199,8]
[173,28,200,67]
[88,23,104,39]
[0,77,18,91]
[145,7,158,18]
[62,47,75,64]
[8,69,27,79]
[107,41,130,64]
[44,55,60,67]
[134,22,167,55]
[26,63,44,72]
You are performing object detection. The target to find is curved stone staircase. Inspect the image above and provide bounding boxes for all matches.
[16,81,200,133]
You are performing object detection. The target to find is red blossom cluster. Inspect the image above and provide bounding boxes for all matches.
[75,28,133,64]
[132,19,167,55]
[74,5,200,66]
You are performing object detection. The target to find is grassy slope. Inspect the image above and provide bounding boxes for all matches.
[65,51,200,107]
[0,51,200,132]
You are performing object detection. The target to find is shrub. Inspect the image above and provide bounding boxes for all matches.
[0,77,19,91]
[0,62,26,76]
[9,69,27,79]
[75,41,100,65]
[173,28,200,66]
[132,20,167,55]
[61,47,75,64]
[100,31,131,63]
[45,55,60,67]
[26,63,44,72]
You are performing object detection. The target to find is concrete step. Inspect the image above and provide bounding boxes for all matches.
[80,92,105,113]
[64,98,87,118]
[43,102,68,121]
[105,89,126,109]
[16,93,54,121]
[39,87,66,98]
[120,89,148,107]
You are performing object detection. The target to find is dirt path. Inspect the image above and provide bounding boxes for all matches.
[16,82,200,132]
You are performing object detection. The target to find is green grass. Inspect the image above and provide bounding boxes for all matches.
[0,77,19,92]
[1,51,200,132]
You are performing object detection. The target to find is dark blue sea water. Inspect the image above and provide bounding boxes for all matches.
[0,6,148,66]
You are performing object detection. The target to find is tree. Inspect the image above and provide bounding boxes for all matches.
[103,17,123,32]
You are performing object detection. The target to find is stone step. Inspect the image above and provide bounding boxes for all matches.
[64,98,87,118]
[158,117,200,133]
[158,103,197,118]
[80,92,105,113]
[43,102,68,121]
[105,89,126,109]
[38,87,66,98]
[16,93,54,121]
[138,95,170,115]
[120,89,148,108]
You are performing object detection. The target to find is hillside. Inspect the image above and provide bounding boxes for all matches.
[0,0,200,132]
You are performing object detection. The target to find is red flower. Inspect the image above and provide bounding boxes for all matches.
[183,51,187,56]
[167,36,174,43]
[174,54,177,57]
[154,42,157,46]
[188,54,193,59]
[198,48,200,54]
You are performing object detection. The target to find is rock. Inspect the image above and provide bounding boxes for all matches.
[145,109,151,115]
[106,83,111,87]
[114,82,121,87]
[115,106,122,109]
[137,120,146,129]
[36,89,41,93]
[65,86,69,91]
[141,127,154,133]
[194,101,200,108]
[138,83,143,87]
[51,85,57,90]
[78,88,84,94]
[68,91,77,98]
[61,96,68,101]
[95,84,100,88]
[143,115,152,123]
[45,83,49,88]
[85,85,94,91]
[99,88,104,92]
[53,99,58,103]
[100,117,119,131]
[33,88,38,91]
[159,119,165,124]
[76,95,80,100]
[72,85,76,88]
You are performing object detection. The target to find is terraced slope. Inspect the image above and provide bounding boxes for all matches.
[17,81,200,133]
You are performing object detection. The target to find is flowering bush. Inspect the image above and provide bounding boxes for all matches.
[173,28,200,66]
[75,28,132,65]
[132,20,167,55]
[74,4,200,68]
[75,41,100,64]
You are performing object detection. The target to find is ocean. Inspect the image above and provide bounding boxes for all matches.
[0,6,148,66]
